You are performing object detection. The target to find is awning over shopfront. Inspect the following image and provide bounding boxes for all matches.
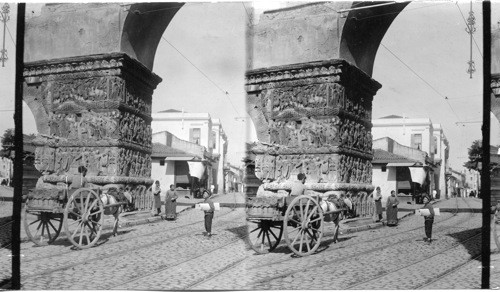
[188,161,206,179]
[153,143,203,162]
[409,167,427,185]
[165,156,197,161]
[387,162,416,167]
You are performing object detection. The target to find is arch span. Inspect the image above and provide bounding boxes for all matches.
[340,2,409,76]
[120,3,183,70]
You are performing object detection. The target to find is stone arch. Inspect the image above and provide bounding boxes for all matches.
[120,2,184,70]
[246,2,410,143]
[339,2,409,76]
[23,83,50,135]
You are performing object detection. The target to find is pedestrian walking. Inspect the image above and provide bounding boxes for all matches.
[164,184,178,220]
[202,187,215,237]
[422,195,435,243]
[153,180,162,216]
[289,173,307,196]
[373,186,383,222]
[386,190,399,226]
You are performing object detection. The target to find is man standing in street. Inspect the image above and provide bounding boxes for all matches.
[289,173,307,196]
[422,195,435,243]
[202,187,215,237]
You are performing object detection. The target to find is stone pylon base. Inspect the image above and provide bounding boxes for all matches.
[246,59,381,199]
[23,53,161,195]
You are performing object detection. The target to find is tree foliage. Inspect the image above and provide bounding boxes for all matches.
[0,128,37,157]
[1,128,15,151]
[464,139,499,172]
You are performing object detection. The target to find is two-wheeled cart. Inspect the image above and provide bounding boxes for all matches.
[24,186,127,249]
[246,194,345,257]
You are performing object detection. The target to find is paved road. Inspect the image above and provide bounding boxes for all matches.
[1,196,499,289]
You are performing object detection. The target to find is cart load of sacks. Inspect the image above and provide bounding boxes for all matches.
[248,192,348,222]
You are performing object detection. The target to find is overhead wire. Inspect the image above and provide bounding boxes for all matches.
[380,43,462,121]
[445,93,482,100]
[5,23,15,47]
[160,36,244,119]
[241,2,253,24]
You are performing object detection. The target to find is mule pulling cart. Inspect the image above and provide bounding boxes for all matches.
[24,185,129,249]
[246,194,346,257]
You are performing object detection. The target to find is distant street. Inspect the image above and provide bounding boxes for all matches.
[1,196,498,290]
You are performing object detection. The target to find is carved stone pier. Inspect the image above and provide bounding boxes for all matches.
[246,59,381,198]
[23,53,161,193]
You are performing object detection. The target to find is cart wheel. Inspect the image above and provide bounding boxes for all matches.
[247,219,283,254]
[493,209,500,252]
[284,195,324,256]
[24,201,63,246]
[64,188,104,249]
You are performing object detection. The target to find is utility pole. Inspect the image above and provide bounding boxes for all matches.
[0,3,9,67]
[465,1,476,78]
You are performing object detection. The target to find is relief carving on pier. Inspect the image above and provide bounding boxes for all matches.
[270,83,344,111]
[247,60,380,200]
[269,117,341,148]
[254,154,276,180]
[26,54,160,187]
[338,119,372,152]
[117,149,152,178]
[337,155,372,184]
[272,154,339,183]
[34,146,56,174]
[47,111,151,147]
[38,146,152,178]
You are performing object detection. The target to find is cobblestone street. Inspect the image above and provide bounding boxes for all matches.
[0,196,499,289]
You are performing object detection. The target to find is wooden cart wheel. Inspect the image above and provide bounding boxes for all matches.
[64,188,104,249]
[247,219,283,254]
[23,201,63,246]
[284,195,324,256]
[493,209,500,252]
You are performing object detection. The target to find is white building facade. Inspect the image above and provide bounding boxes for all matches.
[151,110,228,194]
[432,124,449,199]
[211,119,228,193]
[372,116,449,198]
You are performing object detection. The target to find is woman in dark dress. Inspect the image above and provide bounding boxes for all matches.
[165,184,178,220]
[386,190,399,226]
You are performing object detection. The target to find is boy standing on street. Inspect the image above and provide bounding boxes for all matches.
[422,196,435,243]
[202,188,215,237]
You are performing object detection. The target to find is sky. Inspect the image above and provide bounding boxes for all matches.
[0,1,494,170]
[371,1,484,170]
